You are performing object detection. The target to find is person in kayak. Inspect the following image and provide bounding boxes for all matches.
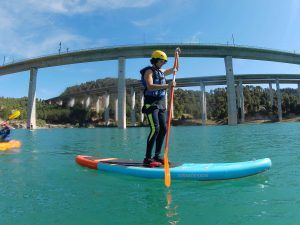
[0,122,12,142]
[140,50,177,167]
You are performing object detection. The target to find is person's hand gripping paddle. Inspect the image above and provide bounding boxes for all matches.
[164,47,180,187]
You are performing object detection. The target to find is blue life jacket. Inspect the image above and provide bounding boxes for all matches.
[0,127,10,142]
[140,66,166,98]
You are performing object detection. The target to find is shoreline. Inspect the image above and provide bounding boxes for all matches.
[6,115,300,129]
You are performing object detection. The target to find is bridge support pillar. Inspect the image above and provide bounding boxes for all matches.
[140,94,144,123]
[96,97,101,113]
[269,83,274,107]
[68,98,75,107]
[118,57,126,129]
[85,96,91,109]
[104,93,110,126]
[238,80,245,123]
[224,56,237,125]
[276,79,282,121]
[130,87,136,126]
[200,82,207,125]
[164,92,174,119]
[114,96,118,124]
[27,68,38,129]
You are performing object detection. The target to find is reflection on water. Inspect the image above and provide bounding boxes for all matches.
[165,190,179,225]
[0,148,21,156]
[24,129,38,154]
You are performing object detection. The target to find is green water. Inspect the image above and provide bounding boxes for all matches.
[0,123,300,225]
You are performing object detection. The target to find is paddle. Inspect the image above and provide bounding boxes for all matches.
[8,110,21,120]
[164,48,180,187]
[1,110,21,125]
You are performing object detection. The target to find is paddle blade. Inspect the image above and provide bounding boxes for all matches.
[164,154,171,187]
[8,110,21,120]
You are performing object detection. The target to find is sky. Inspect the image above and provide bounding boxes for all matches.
[1,0,300,99]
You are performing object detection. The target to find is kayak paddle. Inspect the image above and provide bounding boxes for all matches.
[8,110,21,120]
[1,110,21,125]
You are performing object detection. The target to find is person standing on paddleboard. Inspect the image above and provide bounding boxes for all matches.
[140,50,177,167]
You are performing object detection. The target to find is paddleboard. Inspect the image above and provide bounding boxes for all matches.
[75,155,272,181]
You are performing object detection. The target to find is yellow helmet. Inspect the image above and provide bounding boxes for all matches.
[151,50,168,61]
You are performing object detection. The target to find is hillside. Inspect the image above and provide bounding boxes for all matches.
[1,78,300,127]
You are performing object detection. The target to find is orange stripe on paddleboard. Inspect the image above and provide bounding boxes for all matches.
[75,155,117,170]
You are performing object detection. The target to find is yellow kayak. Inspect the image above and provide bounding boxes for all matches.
[0,140,22,151]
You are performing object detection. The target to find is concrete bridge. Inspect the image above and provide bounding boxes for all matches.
[1,43,300,129]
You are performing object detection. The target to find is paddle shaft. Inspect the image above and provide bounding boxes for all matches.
[164,50,179,187]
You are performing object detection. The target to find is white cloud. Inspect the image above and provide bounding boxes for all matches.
[30,33,109,57]
[28,0,158,14]
[185,31,203,43]
[0,8,16,30]
[131,0,195,44]
[0,1,111,61]
[0,0,157,61]
[0,25,94,61]
[24,32,88,58]
[131,18,153,27]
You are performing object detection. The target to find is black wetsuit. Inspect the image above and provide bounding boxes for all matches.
[144,96,167,159]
